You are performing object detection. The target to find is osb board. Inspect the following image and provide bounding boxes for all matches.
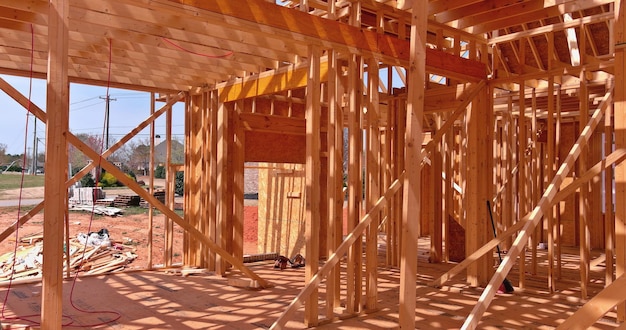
[245,131,305,164]
[0,242,619,329]
[257,163,307,257]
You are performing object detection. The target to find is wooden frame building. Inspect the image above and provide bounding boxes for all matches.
[0,0,625,328]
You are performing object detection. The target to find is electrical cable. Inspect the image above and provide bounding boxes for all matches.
[66,37,121,328]
[162,37,234,58]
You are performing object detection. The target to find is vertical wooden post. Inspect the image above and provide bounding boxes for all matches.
[233,101,245,262]
[556,83,563,279]
[605,91,615,287]
[304,44,321,326]
[148,92,156,270]
[466,80,492,287]
[504,98,514,250]
[431,115,443,263]
[201,91,211,267]
[530,88,538,276]
[186,93,203,266]
[444,117,454,262]
[326,49,342,319]
[209,90,218,270]
[518,80,527,289]
[43,0,68,327]
[614,0,626,320]
[579,69,590,299]
[399,1,427,327]
[347,53,363,314]
[216,100,231,275]
[546,32,556,292]
[165,102,174,267]
[366,57,380,311]
[384,69,393,266]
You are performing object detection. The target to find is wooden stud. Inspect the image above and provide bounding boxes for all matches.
[444,114,454,262]
[579,69,590,299]
[518,78,527,290]
[546,32,556,293]
[504,97,514,251]
[148,92,156,270]
[233,100,245,262]
[325,49,341,319]
[208,90,219,270]
[614,0,626,320]
[465,75,492,287]
[42,0,69,327]
[605,89,615,287]
[366,57,380,311]
[399,2,426,327]
[555,83,563,280]
[216,99,231,275]
[530,88,538,276]
[431,114,443,264]
[346,52,362,315]
[164,98,174,267]
[304,44,321,326]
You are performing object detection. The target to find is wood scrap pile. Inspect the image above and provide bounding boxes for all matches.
[0,233,137,282]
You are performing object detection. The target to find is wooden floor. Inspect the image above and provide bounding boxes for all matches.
[0,238,620,329]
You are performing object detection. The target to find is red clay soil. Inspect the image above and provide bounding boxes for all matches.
[0,205,259,271]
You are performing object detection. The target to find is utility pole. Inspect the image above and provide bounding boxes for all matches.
[99,94,116,150]
[32,116,37,175]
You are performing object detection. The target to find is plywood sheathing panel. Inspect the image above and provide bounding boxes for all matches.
[258,164,307,257]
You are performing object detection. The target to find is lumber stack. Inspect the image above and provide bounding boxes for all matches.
[113,194,141,207]
[139,190,166,208]
[0,236,137,282]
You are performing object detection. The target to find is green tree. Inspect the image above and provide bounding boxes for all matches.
[155,165,166,179]
[80,172,96,187]
[0,143,7,165]
[175,171,184,196]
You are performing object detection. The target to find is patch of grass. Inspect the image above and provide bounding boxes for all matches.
[0,205,40,214]
[122,206,149,216]
[0,173,45,190]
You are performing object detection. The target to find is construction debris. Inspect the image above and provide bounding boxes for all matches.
[0,231,137,282]
[69,204,123,216]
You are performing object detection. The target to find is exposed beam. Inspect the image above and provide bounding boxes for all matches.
[465,0,614,35]
[488,12,614,45]
[173,0,486,81]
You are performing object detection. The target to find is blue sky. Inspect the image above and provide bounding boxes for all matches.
[0,74,185,156]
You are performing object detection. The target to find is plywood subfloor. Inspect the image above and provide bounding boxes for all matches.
[0,239,620,329]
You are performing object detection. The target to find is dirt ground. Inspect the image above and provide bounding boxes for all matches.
[0,177,259,272]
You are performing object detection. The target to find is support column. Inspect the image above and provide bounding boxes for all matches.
[466,81,492,286]
[614,0,626,320]
[366,57,380,311]
[216,99,231,275]
[346,53,363,315]
[399,1,427,327]
[304,44,321,326]
[43,0,69,327]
